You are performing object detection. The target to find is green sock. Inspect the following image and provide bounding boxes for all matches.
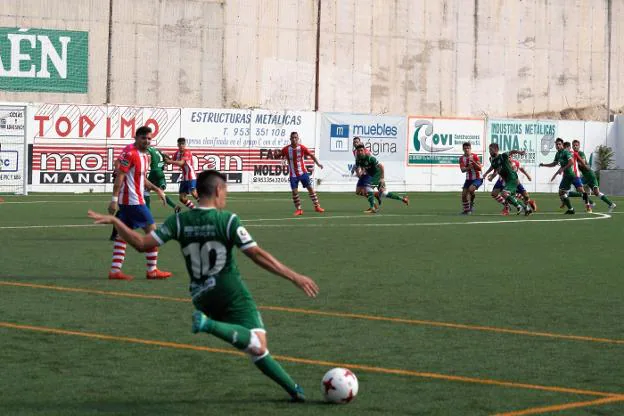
[254,354,298,396]
[145,195,151,209]
[386,192,402,201]
[203,319,251,350]
[568,191,582,197]
[367,192,375,208]
[562,197,572,209]
[600,194,613,206]
[505,195,523,208]
[165,195,177,209]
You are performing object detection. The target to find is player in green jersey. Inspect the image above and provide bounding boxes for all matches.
[571,140,616,213]
[354,144,409,213]
[88,170,319,402]
[482,143,532,215]
[145,143,180,211]
[539,138,589,214]
[558,141,594,211]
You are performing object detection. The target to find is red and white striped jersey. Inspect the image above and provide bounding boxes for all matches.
[571,151,581,177]
[117,146,149,205]
[173,149,197,181]
[459,154,481,180]
[510,158,521,172]
[281,144,312,177]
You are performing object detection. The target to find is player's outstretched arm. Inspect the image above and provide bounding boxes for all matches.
[243,245,319,298]
[109,171,126,214]
[144,178,166,205]
[519,167,532,181]
[87,210,159,252]
[539,161,558,168]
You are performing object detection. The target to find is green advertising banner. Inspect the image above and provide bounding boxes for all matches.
[487,119,558,166]
[0,27,88,93]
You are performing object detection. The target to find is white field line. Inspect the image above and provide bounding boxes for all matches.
[0,212,610,230]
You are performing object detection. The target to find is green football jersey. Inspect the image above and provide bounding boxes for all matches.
[576,150,590,174]
[553,149,574,176]
[147,146,166,172]
[355,154,381,177]
[152,208,257,308]
[489,152,517,181]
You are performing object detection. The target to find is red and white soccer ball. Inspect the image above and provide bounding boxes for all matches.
[321,367,358,404]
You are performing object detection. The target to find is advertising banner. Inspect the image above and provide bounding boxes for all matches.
[30,105,181,187]
[319,113,406,184]
[0,28,88,93]
[0,106,26,192]
[407,117,485,165]
[487,119,558,166]
[180,108,317,188]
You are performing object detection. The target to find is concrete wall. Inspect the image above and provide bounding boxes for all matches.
[0,0,622,119]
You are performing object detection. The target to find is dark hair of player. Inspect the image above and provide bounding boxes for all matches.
[196,170,227,198]
[177,137,186,144]
[564,141,571,148]
[489,142,499,150]
[555,137,564,144]
[353,136,361,142]
[462,142,471,148]
[290,131,298,138]
[135,126,152,137]
[355,144,365,150]
[572,139,580,145]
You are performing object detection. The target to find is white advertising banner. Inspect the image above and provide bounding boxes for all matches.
[407,117,485,165]
[0,106,26,193]
[179,108,317,190]
[30,104,181,191]
[318,113,406,186]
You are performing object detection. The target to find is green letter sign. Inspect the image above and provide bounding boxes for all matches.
[0,28,88,93]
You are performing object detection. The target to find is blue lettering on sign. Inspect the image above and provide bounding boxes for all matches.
[330,124,350,138]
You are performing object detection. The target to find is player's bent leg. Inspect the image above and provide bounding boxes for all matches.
[306,186,324,213]
[179,192,195,209]
[142,223,171,279]
[191,310,303,401]
[461,188,470,214]
[559,189,574,214]
[248,330,304,401]
[291,189,303,216]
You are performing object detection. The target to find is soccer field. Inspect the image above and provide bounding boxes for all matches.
[1,192,623,415]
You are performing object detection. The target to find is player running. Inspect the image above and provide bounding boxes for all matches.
[170,137,198,210]
[88,169,319,402]
[280,131,324,216]
[146,141,180,212]
[539,138,589,214]
[482,143,533,216]
[510,156,537,212]
[351,136,376,200]
[354,144,408,213]
[107,126,172,280]
[458,142,482,215]
[571,140,616,213]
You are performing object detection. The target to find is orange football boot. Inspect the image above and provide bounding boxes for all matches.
[146,269,172,280]
[109,271,134,281]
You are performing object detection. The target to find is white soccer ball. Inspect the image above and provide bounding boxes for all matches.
[321,367,358,404]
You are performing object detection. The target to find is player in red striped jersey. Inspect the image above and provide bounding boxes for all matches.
[107,126,172,281]
[169,137,198,210]
[280,131,325,216]
[458,142,483,215]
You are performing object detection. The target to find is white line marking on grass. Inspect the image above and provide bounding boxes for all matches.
[247,212,611,227]
[0,213,609,230]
